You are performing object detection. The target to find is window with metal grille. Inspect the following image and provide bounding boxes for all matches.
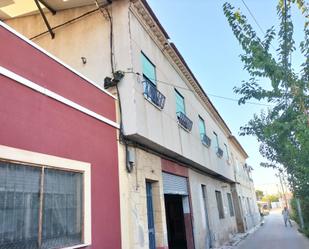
[215,190,225,219]
[227,193,235,217]
[175,89,193,131]
[213,132,219,149]
[199,116,211,147]
[198,115,206,138]
[213,132,223,158]
[141,52,167,109]
[0,160,83,249]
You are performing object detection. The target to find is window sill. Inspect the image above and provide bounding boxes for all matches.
[62,243,91,249]
[144,95,163,111]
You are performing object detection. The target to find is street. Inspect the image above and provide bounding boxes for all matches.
[237,209,309,249]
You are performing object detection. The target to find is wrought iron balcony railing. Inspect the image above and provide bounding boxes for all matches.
[201,134,211,147]
[143,79,166,109]
[216,147,224,158]
[177,111,193,131]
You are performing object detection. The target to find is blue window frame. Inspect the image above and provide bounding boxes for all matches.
[146,182,156,249]
[142,52,156,85]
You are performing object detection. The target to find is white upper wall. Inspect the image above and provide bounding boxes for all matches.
[125,2,234,180]
[229,140,254,189]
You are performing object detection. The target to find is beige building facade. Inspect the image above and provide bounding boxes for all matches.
[2,0,260,248]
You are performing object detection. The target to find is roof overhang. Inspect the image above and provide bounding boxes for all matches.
[228,135,249,159]
[0,0,107,20]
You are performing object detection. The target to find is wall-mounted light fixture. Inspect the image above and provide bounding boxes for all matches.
[104,70,125,89]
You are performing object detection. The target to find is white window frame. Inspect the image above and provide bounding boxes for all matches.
[0,145,92,249]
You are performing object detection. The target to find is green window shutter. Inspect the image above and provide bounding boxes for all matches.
[142,53,156,85]
[175,89,185,114]
[213,132,219,149]
[198,116,206,136]
[224,143,229,160]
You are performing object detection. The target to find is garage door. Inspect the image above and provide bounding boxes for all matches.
[162,172,188,195]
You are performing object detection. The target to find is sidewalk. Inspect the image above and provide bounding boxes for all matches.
[212,223,261,249]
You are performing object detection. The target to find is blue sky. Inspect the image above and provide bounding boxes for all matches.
[147,0,306,193]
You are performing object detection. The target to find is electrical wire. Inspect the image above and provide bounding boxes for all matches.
[125,18,273,108]
[206,93,273,107]
[30,7,101,40]
[240,0,277,52]
[241,0,266,36]
[125,71,273,107]
[96,2,133,172]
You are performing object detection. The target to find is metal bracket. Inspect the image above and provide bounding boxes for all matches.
[38,0,56,15]
[34,0,55,39]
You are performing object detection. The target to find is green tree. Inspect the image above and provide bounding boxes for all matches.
[256,190,264,201]
[223,0,309,229]
[262,194,280,203]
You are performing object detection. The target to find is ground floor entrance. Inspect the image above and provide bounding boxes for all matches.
[162,172,194,249]
[165,194,187,249]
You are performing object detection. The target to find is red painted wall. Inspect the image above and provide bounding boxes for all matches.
[0,26,115,121]
[0,26,121,249]
[161,158,188,177]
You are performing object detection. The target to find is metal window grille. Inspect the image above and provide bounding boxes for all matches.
[143,79,166,109]
[216,147,224,158]
[0,161,83,249]
[202,134,211,147]
[177,111,193,131]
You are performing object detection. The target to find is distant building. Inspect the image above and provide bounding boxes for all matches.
[1,0,260,248]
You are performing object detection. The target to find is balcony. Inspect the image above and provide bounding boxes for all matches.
[201,134,211,148]
[143,79,166,109]
[216,147,223,158]
[177,111,193,131]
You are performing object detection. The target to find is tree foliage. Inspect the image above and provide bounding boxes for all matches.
[255,190,264,201]
[262,194,280,203]
[223,1,309,198]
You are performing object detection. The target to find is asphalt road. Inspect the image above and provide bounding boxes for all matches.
[237,209,309,249]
